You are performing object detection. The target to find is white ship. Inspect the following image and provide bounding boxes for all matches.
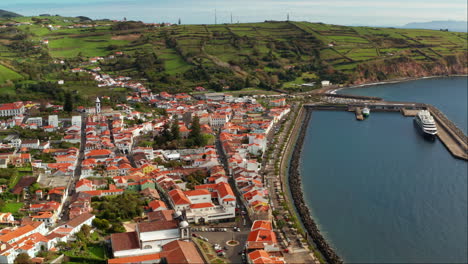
[362,107,370,118]
[414,110,437,140]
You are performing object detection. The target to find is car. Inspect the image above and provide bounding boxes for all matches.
[215,249,224,253]
[192,233,198,237]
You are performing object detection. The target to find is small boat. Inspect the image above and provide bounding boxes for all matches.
[362,107,370,118]
[414,110,437,140]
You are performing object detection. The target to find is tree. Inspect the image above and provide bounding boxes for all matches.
[171,115,180,140]
[178,18,181,25]
[188,116,203,146]
[93,218,110,230]
[64,92,73,113]
[110,223,126,233]
[14,253,32,264]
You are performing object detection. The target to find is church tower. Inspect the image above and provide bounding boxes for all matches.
[95,97,101,114]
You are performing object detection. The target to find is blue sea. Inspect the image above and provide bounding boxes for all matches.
[300,77,468,263]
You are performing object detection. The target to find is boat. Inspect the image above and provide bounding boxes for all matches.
[414,110,437,140]
[362,107,370,118]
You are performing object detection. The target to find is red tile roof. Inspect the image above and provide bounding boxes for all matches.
[162,240,204,264]
[183,189,210,197]
[168,189,190,205]
[108,253,161,264]
[110,231,140,252]
[189,203,214,209]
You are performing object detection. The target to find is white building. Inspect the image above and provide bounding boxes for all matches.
[209,114,229,128]
[110,210,190,258]
[26,117,43,127]
[0,102,25,117]
[48,115,59,127]
[71,116,82,128]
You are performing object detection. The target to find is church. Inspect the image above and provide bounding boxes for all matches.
[110,210,190,258]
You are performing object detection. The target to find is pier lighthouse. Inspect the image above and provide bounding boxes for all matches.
[95,97,101,114]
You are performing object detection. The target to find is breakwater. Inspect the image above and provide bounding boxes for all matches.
[288,108,343,264]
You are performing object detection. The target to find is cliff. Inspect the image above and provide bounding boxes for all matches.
[353,53,468,84]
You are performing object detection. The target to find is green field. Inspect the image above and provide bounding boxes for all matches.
[0,64,22,84]
[1,202,24,214]
[48,35,130,58]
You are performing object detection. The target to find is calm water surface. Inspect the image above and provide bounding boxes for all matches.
[301,77,468,263]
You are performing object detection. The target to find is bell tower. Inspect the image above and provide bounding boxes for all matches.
[95,97,101,114]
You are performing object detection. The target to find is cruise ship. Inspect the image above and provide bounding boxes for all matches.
[414,110,438,140]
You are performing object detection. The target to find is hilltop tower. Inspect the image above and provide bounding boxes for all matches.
[95,97,101,114]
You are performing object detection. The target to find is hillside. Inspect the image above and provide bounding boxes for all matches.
[0,16,466,104]
[0,9,22,18]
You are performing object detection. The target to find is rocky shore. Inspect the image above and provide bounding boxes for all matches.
[288,108,343,264]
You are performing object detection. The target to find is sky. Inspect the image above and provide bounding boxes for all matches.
[2,0,467,26]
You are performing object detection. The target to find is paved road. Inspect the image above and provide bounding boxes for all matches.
[261,103,317,263]
[59,114,87,224]
[192,229,249,264]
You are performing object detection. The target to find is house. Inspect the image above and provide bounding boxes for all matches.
[21,139,40,149]
[0,213,14,224]
[32,211,56,227]
[247,250,285,264]
[269,98,286,107]
[246,220,280,252]
[321,80,331,86]
[53,213,95,237]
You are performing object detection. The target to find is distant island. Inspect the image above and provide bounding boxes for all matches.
[0,9,22,18]
[403,20,468,32]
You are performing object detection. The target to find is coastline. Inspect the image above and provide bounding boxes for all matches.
[281,75,468,264]
[282,105,343,264]
[328,74,468,95]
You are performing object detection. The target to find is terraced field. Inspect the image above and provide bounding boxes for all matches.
[0,16,466,95]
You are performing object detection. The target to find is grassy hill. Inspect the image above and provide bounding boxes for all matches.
[0,16,466,103]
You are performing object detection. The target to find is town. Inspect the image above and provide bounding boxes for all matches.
[0,81,314,263]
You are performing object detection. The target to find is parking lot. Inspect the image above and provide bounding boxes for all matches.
[191,226,249,264]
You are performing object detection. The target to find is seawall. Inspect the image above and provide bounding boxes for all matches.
[286,106,343,264]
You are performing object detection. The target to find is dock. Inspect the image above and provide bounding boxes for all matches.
[354,107,364,120]
[305,102,468,161]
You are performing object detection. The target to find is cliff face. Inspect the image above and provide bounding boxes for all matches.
[353,53,468,84]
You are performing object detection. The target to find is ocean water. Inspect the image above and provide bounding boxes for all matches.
[339,76,468,134]
[300,77,468,263]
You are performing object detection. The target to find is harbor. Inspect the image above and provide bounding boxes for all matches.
[304,101,468,161]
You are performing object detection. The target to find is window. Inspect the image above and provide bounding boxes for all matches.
[144,245,152,249]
